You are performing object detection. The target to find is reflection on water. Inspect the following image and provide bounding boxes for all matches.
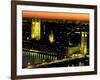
[22,51,58,68]
[22,48,89,68]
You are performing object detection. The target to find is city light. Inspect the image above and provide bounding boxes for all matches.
[22,17,89,68]
[31,19,41,40]
[80,32,87,54]
[49,31,54,43]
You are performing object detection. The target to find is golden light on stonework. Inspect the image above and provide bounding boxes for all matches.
[80,32,87,54]
[31,19,41,40]
[49,31,54,43]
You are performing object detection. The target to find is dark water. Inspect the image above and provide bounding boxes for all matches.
[22,51,89,68]
[22,51,58,68]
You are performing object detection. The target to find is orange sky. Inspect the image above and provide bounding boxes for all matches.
[22,11,89,22]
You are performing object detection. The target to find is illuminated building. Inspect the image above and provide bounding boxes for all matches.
[80,32,88,54]
[22,18,89,68]
[31,19,41,40]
